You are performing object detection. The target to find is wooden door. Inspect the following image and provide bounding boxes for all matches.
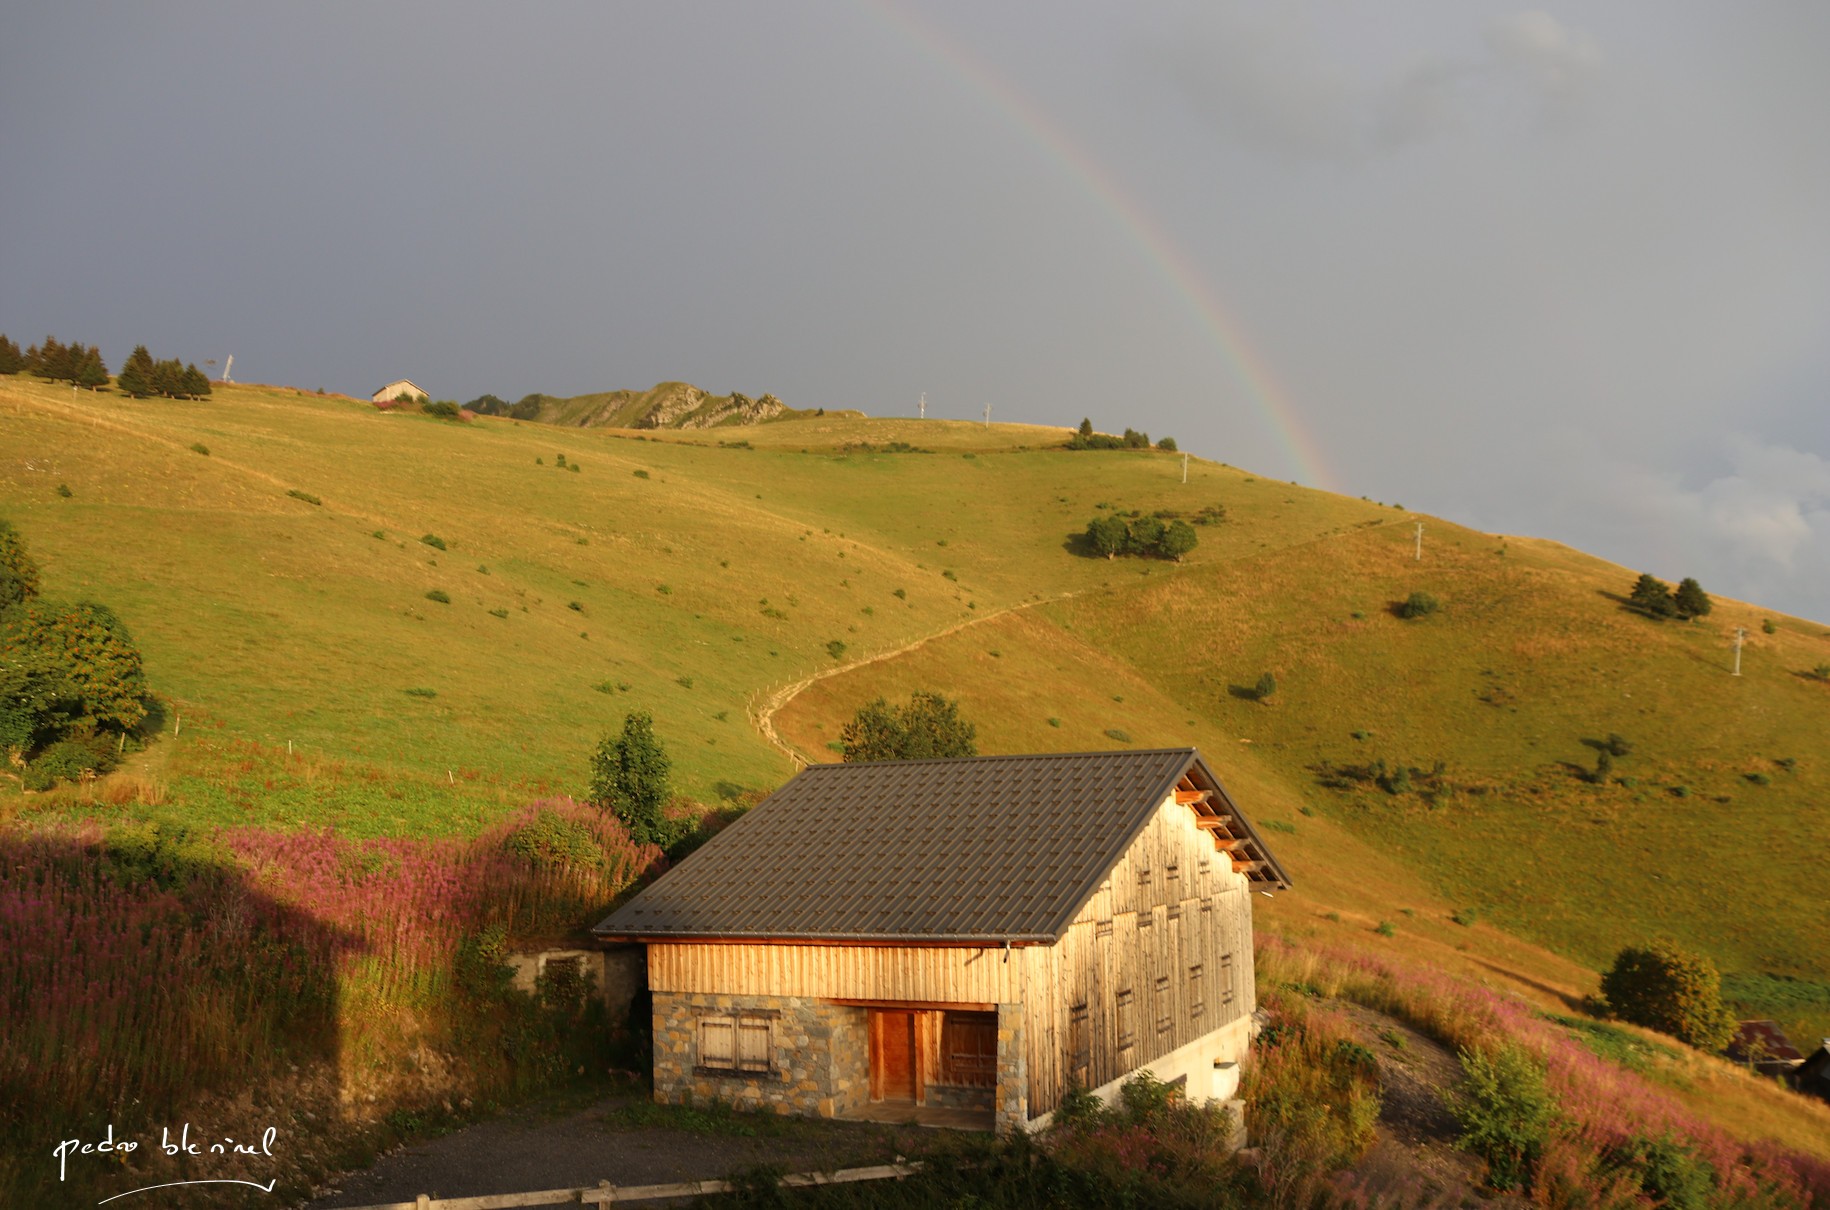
[871,1009,917,1102]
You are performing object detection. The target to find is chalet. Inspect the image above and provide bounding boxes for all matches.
[371,378,427,404]
[593,748,1290,1133]
[1727,1020,1805,1078]
[1795,1041,1830,1104]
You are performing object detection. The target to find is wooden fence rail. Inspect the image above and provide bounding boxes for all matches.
[333,1161,922,1209]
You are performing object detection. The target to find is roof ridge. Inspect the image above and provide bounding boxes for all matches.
[803,747,1196,770]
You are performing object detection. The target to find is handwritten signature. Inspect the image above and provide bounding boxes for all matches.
[56,1123,280,1199]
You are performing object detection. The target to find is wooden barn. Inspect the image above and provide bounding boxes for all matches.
[593,748,1290,1133]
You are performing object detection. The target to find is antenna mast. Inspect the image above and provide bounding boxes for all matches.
[1414,522,1424,561]
[221,355,233,383]
[1732,627,1747,676]
[982,402,991,427]
[918,392,926,420]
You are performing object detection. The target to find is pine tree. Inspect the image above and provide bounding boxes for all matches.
[1672,577,1712,620]
[117,346,156,398]
[0,519,42,608]
[152,358,184,399]
[1629,573,1676,618]
[181,364,211,398]
[0,334,22,375]
[1078,417,1094,440]
[74,345,108,390]
[31,337,69,382]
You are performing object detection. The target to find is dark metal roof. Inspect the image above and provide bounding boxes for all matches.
[594,748,1290,945]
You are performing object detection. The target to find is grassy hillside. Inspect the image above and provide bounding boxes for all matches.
[3,371,1828,1136]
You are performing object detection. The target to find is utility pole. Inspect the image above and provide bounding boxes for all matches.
[918,392,926,420]
[1732,627,1747,676]
[1182,452,1189,484]
[982,402,991,427]
[1414,522,1424,561]
[221,354,233,383]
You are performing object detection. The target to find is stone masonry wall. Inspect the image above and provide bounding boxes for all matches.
[652,991,867,1118]
[995,1001,1027,1132]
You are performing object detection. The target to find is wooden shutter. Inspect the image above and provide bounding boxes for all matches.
[736,1016,771,1073]
[699,1016,735,1069]
[941,1011,998,1088]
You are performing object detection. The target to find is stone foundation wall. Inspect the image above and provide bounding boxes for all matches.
[924,1083,995,1112]
[652,991,867,1118]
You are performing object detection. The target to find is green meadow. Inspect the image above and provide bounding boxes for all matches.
[4,372,1828,1047]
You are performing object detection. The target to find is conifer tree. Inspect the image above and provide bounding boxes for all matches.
[117,346,156,398]
[1672,577,1711,620]
[0,334,22,375]
[181,363,212,398]
[589,711,672,846]
[1629,573,1676,618]
[74,345,108,390]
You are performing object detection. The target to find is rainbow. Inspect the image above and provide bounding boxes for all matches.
[868,1,1340,492]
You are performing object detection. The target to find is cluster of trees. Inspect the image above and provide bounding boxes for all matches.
[116,345,211,400]
[0,521,151,789]
[465,393,549,420]
[0,334,109,388]
[1629,573,1711,620]
[1084,510,1199,561]
[1067,418,1177,452]
[840,691,977,762]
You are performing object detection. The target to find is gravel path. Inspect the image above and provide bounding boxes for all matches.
[305,1095,903,1208]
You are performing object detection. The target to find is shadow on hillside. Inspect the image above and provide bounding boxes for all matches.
[1227,684,1268,703]
[0,828,355,1203]
[1790,670,1830,686]
[1061,531,1106,559]
[1469,957,1588,1014]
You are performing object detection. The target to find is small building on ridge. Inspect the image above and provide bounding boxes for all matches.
[370,378,427,404]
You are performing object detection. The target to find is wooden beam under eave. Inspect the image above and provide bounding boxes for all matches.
[1232,859,1266,874]
[1194,816,1235,830]
[1211,837,1250,851]
[1175,789,1212,805]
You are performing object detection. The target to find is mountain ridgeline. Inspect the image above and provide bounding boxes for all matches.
[463,381,832,430]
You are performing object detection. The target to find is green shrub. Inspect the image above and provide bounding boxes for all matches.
[1103,728,1131,743]
[1601,942,1735,1051]
[1047,717,1062,728]
[675,676,693,689]
[422,400,461,419]
[1254,672,1277,701]
[567,601,583,613]
[825,639,847,660]
[488,608,508,619]
[1375,920,1397,937]
[504,808,603,871]
[420,534,447,550]
[632,469,650,479]
[1611,1134,1716,1210]
[425,590,450,604]
[1452,907,1478,927]
[589,712,672,846]
[1396,591,1440,619]
[1813,663,1830,681]
[1452,1042,1552,1192]
[1761,618,1777,635]
[189,442,210,456]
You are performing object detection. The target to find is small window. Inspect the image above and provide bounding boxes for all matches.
[1200,898,1214,914]
[1154,976,1172,1034]
[1116,989,1135,1050]
[1137,857,1152,886]
[698,1012,772,1075]
[1189,964,1205,1018]
[1221,953,1236,1007]
[1095,919,1114,939]
[1166,903,1182,922]
[1166,860,1179,884]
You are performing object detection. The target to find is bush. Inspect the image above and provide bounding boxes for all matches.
[1601,942,1735,1051]
[1254,672,1277,701]
[503,808,604,871]
[425,590,450,604]
[189,442,210,456]
[825,639,847,660]
[1396,591,1439,619]
[420,534,447,550]
[1103,728,1131,743]
[840,691,977,762]
[1452,1042,1552,1192]
[422,400,461,419]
